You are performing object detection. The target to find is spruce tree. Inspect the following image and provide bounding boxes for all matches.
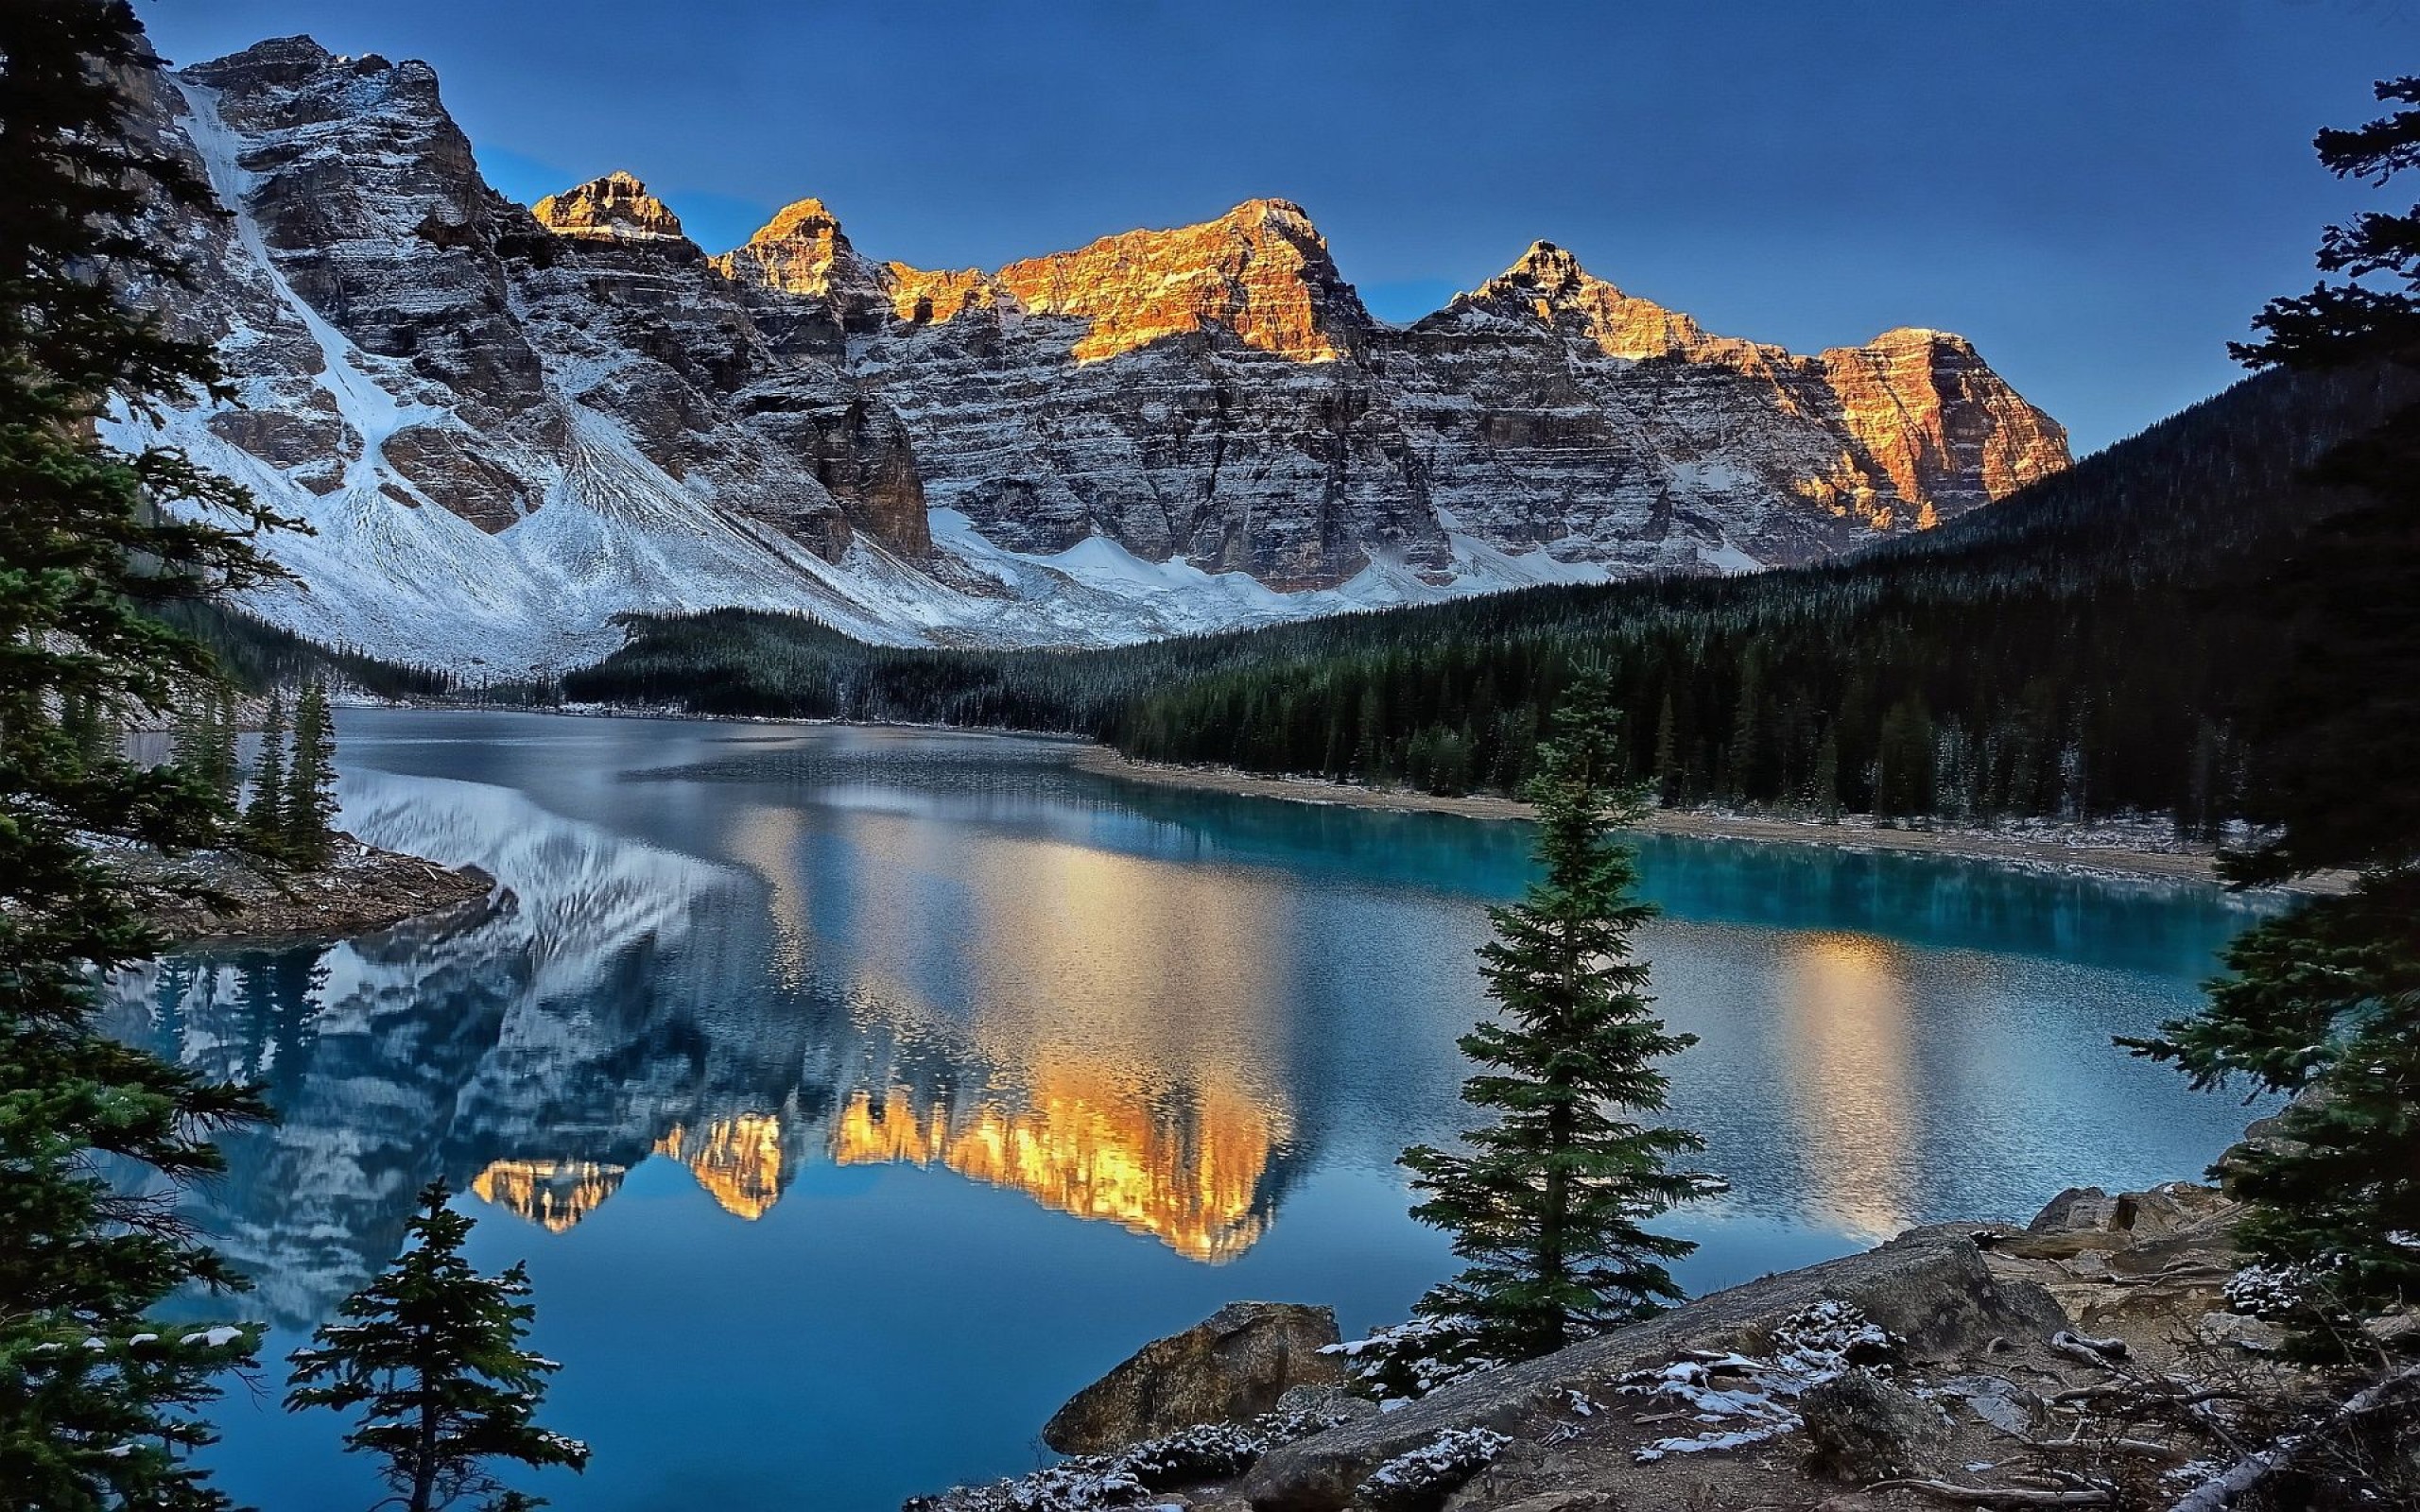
[1650,692,1680,808]
[1811,727,1841,823]
[2126,76,2420,1357]
[203,687,240,803]
[287,1182,591,1512]
[1400,669,1718,1362]
[0,3,302,1505]
[283,681,337,868]
[244,688,288,855]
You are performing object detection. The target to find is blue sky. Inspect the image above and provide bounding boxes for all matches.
[144,1,2409,455]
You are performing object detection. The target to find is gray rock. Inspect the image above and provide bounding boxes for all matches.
[1278,1383,1380,1426]
[2029,1186,2119,1233]
[1042,1301,1347,1455]
[1235,1226,2066,1512]
[1802,1369,1948,1484]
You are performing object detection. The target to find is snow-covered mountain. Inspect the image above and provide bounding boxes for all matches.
[113,36,2069,675]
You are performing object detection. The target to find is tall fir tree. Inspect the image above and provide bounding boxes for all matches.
[282,681,337,868]
[244,688,288,855]
[2126,76,2420,1356]
[1400,669,1718,1362]
[1811,726,1842,823]
[1650,692,1681,808]
[202,686,239,803]
[0,2,302,1505]
[287,1182,591,1512]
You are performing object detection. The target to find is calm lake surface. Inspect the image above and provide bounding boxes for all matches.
[114,709,2277,1512]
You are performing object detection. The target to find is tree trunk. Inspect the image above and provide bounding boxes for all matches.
[1539,926,1579,1351]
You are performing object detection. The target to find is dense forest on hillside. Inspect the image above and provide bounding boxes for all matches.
[162,599,458,701]
[547,367,2406,831]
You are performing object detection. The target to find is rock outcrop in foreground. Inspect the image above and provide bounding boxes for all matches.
[120,34,2068,671]
[924,1179,2333,1512]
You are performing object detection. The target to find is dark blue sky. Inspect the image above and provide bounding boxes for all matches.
[146,1,2408,454]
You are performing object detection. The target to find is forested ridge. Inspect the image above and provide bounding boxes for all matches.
[551,366,2406,832]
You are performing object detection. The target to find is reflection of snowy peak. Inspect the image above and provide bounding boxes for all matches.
[118,35,2067,674]
[106,769,741,1323]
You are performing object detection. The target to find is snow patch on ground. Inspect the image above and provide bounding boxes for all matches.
[1620,1300,1901,1463]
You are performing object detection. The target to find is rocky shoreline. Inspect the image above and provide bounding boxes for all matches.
[117,833,498,948]
[1071,747,2354,895]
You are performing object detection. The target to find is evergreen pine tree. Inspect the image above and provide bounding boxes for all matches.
[204,687,240,803]
[1811,727,1841,823]
[2126,75,2420,1358]
[1651,692,1681,808]
[1722,652,1761,805]
[0,4,302,1505]
[283,681,337,868]
[63,691,115,765]
[245,689,289,855]
[287,1181,591,1512]
[1399,669,1719,1362]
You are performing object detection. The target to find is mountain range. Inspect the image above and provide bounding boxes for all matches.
[114,36,2069,675]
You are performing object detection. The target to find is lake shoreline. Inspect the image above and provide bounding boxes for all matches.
[1070,746,2350,895]
[460,706,2347,894]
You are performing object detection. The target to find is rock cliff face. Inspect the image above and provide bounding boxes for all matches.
[118,33,2069,671]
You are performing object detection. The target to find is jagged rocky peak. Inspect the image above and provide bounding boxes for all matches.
[991,197,1374,363]
[180,32,339,90]
[178,33,439,102]
[1819,326,2071,513]
[1432,239,1738,362]
[719,197,864,291]
[532,170,690,243]
[713,196,895,333]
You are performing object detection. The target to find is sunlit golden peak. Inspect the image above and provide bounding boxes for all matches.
[470,1158,629,1233]
[655,1114,789,1220]
[751,197,845,245]
[829,1078,1279,1263]
[531,171,687,242]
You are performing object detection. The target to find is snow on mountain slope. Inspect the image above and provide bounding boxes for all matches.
[114,36,2067,677]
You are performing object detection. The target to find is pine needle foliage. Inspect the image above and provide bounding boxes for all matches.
[2126,75,2420,1360]
[287,1181,590,1512]
[282,681,337,868]
[242,688,287,854]
[1400,669,1718,1362]
[0,3,303,1506]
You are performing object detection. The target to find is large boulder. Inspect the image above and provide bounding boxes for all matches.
[1041,1301,1347,1454]
[1802,1368,1949,1484]
[1234,1227,2067,1512]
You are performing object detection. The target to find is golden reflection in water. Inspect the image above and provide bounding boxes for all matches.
[470,1159,629,1233]
[724,802,811,989]
[818,813,1299,1263]
[828,1065,1281,1263]
[1778,932,1917,1241]
[655,1115,788,1220]
[475,810,1302,1254]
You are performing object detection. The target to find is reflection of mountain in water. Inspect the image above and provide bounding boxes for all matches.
[108,767,1306,1325]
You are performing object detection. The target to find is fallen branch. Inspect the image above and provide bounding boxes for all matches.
[2032,1435,2191,1461]
[2051,1331,2132,1366]
[2167,1360,2420,1512]
[1862,1479,2112,1507]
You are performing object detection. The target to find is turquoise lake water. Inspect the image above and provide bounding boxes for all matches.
[112,709,2278,1511]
